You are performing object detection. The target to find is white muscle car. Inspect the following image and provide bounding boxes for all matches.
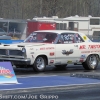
[0,30,99,72]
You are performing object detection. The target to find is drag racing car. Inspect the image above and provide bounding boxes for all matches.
[0,30,99,72]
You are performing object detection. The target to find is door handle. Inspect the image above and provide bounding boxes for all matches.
[62,49,73,55]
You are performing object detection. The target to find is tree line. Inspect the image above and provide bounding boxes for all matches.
[0,0,100,19]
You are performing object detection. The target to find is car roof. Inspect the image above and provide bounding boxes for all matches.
[34,30,84,35]
[34,30,92,42]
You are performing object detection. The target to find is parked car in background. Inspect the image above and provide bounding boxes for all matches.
[8,28,21,39]
[0,30,99,72]
[87,35,100,42]
[0,35,23,44]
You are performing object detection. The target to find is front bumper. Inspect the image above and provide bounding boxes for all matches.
[0,57,31,65]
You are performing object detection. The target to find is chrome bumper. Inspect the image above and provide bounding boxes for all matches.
[0,57,31,65]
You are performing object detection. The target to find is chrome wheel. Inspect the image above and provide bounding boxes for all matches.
[33,56,46,72]
[36,57,45,70]
[82,55,98,70]
[89,55,97,68]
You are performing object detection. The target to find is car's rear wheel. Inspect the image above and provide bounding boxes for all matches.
[33,56,46,72]
[82,55,98,70]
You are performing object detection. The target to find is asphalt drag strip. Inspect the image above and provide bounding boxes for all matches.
[70,71,100,79]
[0,75,100,92]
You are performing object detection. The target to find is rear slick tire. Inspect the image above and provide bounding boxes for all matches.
[82,55,98,70]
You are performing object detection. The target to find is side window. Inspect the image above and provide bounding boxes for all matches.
[61,33,74,44]
[75,33,84,43]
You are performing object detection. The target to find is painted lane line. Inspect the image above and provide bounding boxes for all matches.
[17,75,58,78]
[0,83,22,85]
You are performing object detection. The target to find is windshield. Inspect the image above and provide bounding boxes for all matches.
[24,32,58,43]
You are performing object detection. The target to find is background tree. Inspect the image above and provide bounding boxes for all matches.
[0,0,100,19]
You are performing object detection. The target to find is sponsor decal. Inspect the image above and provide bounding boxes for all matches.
[79,45,86,49]
[81,51,90,53]
[79,58,84,62]
[79,45,100,50]
[62,49,73,55]
[88,45,100,49]
[46,47,54,50]
[50,60,54,63]
[74,45,78,47]
[79,55,86,62]
[81,50,100,53]
[50,52,55,56]
[83,36,87,41]
[0,66,14,78]
[40,47,45,50]
[67,61,72,64]
[0,62,18,84]
[40,47,54,50]
[81,55,86,58]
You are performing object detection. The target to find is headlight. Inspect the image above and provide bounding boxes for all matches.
[22,48,26,53]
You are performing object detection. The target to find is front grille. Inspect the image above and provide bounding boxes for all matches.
[0,49,23,56]
[0,49,6,55]
[9,50,23,56]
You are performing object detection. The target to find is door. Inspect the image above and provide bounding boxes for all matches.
[69,22,74,30]
[55,32,83,64]
[68,22,78,31]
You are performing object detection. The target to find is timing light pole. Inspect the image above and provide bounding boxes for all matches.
[40,0,42,16]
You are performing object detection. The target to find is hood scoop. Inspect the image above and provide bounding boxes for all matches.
[17,45,25,47]
[3,44,10,46]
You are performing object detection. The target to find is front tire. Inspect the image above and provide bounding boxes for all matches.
[82,55,98,70]
[33,56,46,72]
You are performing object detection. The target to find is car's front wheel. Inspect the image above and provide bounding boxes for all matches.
[82,55,98,70]
[33,56,46,72]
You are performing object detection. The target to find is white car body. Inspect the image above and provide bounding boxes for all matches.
[0,30,99,72]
